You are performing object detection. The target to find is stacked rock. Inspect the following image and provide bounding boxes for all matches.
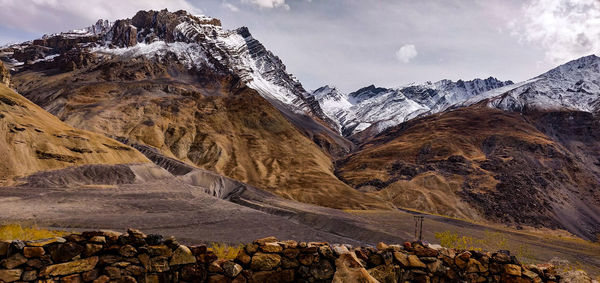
[0,229,572,283]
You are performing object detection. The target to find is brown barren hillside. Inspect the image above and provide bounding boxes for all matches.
[10,57,390,210]
[336,106,600,240]
[0,84,149,185]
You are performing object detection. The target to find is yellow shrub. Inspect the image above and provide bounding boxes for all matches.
[210,242,244,260]
[434,230,484,251]
[0,224,68,241]
[435,230,533,262]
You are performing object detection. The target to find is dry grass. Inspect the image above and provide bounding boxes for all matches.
[0,224,69,241]
[210,242,244,260]
[435,230,534,263]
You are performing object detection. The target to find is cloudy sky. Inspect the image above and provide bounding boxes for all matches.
[0,0,598,92]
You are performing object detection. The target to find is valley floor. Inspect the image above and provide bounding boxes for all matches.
[349,210,600,277]
[0,181,598,277]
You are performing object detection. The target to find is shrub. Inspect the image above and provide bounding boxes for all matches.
[435,230,533,262]
[0,224,68,241]
[210,242,244,260]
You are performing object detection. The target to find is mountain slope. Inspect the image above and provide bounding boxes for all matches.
[336,106,600,240]
[334,55,600,240]
[1,9,350,156]
[3,10,387,210]
[0,84,149,185]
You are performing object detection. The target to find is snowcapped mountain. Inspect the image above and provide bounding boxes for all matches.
[314,55,600,137]
[312,77,513,136]
[1,10,329,124]
[469,55,600,113]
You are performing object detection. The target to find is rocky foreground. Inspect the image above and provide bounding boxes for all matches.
[0,229,594,283]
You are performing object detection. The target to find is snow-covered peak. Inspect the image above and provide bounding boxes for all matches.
[42,19,113,40]
[481,55,600,113]
[348,85,392,104]
[539,54,600,80]
[313,77,513,136]
[3,9,328,122]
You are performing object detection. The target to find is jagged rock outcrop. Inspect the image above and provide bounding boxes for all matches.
[109,20,138,48]
[0,61,9,86]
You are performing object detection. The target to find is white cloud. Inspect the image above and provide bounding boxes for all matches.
[0,0,201,35]
[241,0,290,10]
[223,2,240,12]
[395,44,418,63]
[511,0,600,64]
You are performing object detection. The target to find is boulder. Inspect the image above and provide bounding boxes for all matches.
[85,244,103,257]
[455,251,471,269]
[332,253,378,283]
[260,242,282,253]
[222,261,243,278]
[51,242,84,262]
[92,275,110,283]
[281,257,300,269]
[169,245,196,265]
[180,265,207,282]
[250,270,294,283]
[82,269,100,281]
[26,238,65,247]
[61,274,83,283]
[407,255,426,268]
[282,248,299,259]
[310,259,335,280]
[466,258,487,273]
[21,269,37,281]
[504,264,522,276]
[368,264,401,283]
[298,253,316,266]
[23,247,45,258]
[208,260,225,273]
[250,252,281,271]
[147,245,172,257]
[39,256,99,277]
[235,250,251,265]
[376,242,389,251]
[254,237,278,246]
[119,245,137,257]
[393,251,410,267]
[0,241,9,256]
[0,269,22,282]
[245,243,259,254]
[104,266,121,279]
[89,236,106,244]
[2,253,27,268]
[319,245,335,259]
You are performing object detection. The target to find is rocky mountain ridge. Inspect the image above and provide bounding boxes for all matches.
[311,77,513,136]
[1,10,331,127]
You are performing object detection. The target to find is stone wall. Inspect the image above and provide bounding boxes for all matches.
[0,229,567,283]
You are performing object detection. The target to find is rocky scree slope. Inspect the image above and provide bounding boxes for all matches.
[1,10,385,210]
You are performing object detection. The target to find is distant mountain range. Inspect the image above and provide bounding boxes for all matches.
[1,9,599,241]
